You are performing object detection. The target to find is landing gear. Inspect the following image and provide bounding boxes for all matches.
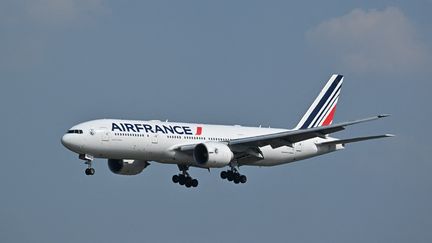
[80,154,95,176]
[220,165,247,184]
[172,165,198,188]
[85,168,95,175]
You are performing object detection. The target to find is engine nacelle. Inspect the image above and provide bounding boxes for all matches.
[108,159,149,175]
[193,142,234,168]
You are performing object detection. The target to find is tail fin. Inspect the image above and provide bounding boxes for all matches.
[294,74,344,130]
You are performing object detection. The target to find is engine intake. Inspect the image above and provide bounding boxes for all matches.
[193,142,234,168]
[108,159,149,175]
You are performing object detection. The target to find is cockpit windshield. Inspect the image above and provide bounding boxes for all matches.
[67,129,83,134]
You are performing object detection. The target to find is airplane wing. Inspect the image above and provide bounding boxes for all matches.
[227,114,390,149]
[317,134,394,146]
[172,74,393,164]
[175,114,390,153]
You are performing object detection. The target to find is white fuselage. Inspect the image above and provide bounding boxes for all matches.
[61,119,342,168]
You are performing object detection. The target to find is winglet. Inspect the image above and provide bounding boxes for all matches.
[378,114,391,118]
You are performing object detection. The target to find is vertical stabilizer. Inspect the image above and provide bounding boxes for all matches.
[294,74,343,130]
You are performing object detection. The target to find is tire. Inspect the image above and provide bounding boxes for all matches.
[185,177,193,187]
[227,173,233,181]
[179,175,186,185]
[85,168,94,175]
[227,170,233,177]
[220,171,227,179]
[172,175,179,183]
[192,179,198,187]
[185,180,192,188]
[240,175,247,184]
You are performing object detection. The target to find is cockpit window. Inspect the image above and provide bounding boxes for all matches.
[67,129,83,134]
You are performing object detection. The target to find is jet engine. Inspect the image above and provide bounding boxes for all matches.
[193,142,234,168]
[108,159,149,175]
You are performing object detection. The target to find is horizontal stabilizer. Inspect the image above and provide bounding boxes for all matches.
[319,134,395,146]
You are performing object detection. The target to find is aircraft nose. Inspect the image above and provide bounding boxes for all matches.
[61,134,80,151]
[61,134,72,148]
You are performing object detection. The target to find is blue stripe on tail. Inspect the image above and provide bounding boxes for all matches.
[310,85,341,128]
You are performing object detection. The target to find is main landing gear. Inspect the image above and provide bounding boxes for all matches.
[172,165,198,188]
[220,167,247,184]
[80,154,95,176]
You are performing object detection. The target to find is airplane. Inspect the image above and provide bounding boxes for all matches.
[61,74,393,188]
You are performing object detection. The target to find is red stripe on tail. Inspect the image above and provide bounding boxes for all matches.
[322,106,337,126]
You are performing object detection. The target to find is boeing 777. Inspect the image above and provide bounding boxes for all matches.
[61,74,393,188]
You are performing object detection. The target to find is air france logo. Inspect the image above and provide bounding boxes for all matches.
[195,126,202,135]
[112,123,203,135]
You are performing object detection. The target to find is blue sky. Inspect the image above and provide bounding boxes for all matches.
[1,1,431,242]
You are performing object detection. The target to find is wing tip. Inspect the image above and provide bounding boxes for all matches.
[378,114,391,118]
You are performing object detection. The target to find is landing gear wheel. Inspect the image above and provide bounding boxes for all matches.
[178,174,186,185]
[240,175,247,184]
[233,174,240,184]
[185,177,192,188]
[172,175,179,183]
[192,179,198,187]
[227,171,234,181]
[220,171,227,179]
[85,168,95,175]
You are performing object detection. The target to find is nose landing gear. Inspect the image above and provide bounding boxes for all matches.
[80,154,95,176]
